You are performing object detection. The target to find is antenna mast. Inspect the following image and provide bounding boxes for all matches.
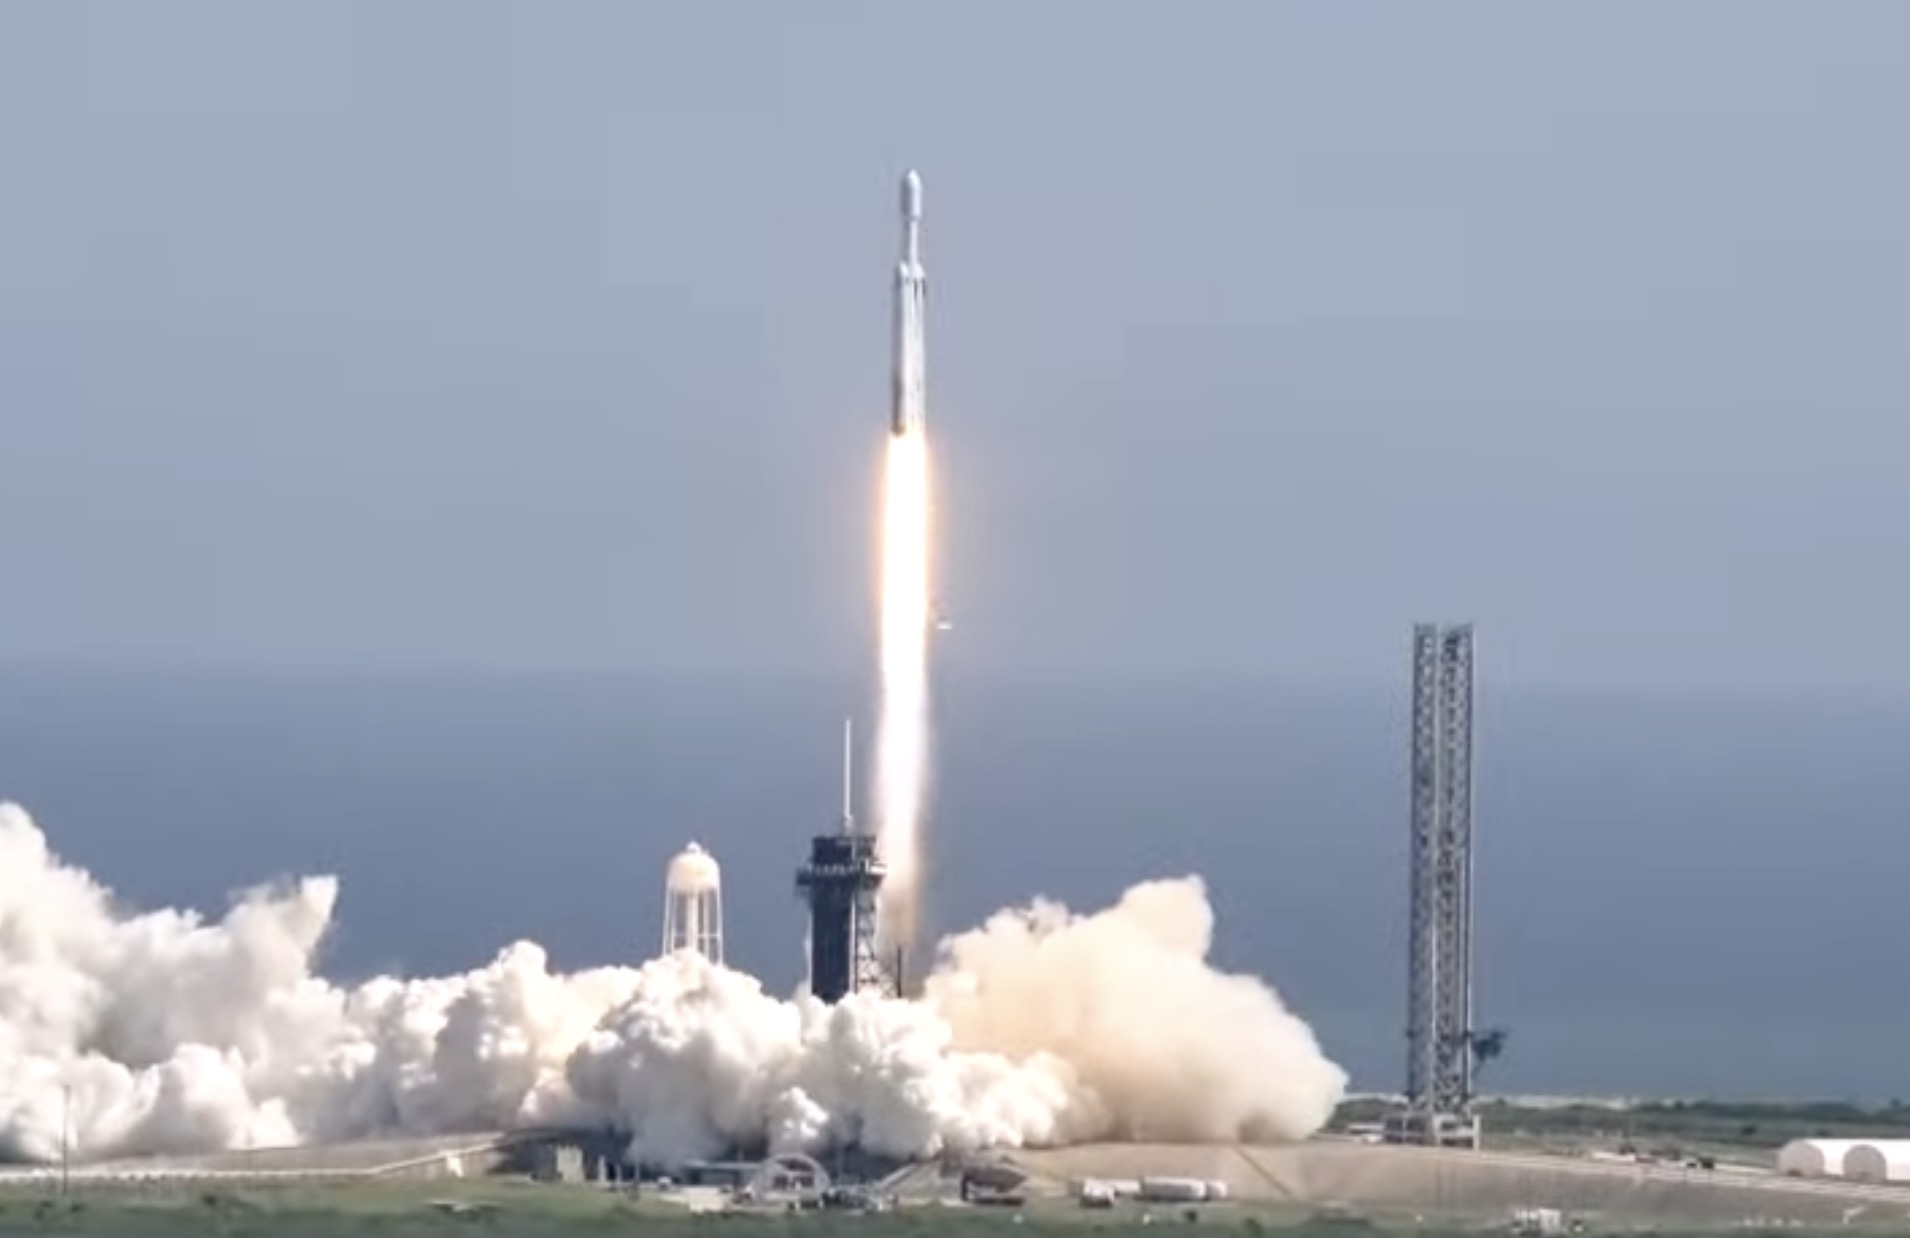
[840,717,855,834]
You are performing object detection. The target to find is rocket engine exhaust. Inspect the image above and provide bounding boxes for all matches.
[874,169,933,972]
[876,433,930,968]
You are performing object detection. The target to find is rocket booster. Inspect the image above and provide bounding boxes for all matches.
[891,170,927,438]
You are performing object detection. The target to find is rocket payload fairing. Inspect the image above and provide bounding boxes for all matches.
[891,170,927,438]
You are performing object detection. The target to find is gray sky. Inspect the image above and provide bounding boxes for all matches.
[4,2,1907,688]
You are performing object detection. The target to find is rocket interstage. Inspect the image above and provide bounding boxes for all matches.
[875,168,934,978]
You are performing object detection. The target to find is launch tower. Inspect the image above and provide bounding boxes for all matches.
[1396,623,1481,1147]
[795,721,895,1002]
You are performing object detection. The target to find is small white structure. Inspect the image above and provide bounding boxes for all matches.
[1078,1177,1141,1200]
[1842,1141,1910,1183]
[1512,1208,1565,1236]
[1138,1176,1212,1202]
[661,842,725,964]
[1777,1138,1861,1178]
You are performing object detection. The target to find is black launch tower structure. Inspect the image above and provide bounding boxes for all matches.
[795,721,896,1002]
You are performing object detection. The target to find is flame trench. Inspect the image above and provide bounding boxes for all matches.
[876,428,931,964]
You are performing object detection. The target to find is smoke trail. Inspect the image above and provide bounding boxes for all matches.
[875,429,932,966]
[0,802,1347,1167]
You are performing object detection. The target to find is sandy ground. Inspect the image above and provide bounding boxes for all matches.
[1007,1140,1910,1225]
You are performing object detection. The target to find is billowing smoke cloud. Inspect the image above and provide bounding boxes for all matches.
[0,802,1346,1166]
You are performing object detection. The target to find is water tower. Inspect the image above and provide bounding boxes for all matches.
[662,841,725,964]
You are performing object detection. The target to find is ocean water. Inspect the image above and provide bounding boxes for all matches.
[0,668,1901,1101]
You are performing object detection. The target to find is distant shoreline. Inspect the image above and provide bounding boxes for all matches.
[1334,1095,1910,1153]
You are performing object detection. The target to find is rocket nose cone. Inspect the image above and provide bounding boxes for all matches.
[902,170,923,219]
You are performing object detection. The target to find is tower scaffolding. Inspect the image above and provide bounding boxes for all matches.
[1395,623,1480,1147]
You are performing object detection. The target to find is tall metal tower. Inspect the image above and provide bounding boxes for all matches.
[795,720,894,1002]
[1405,623,1477,1131]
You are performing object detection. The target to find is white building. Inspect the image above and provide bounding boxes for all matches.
[1842,1141,1910,1183]
[1777,1138,1861,1178]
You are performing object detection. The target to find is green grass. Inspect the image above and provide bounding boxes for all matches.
[0,1183,1897,1238]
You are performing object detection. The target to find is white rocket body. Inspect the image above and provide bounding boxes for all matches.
[891,170,927,437]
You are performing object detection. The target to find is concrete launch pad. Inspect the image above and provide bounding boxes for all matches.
[1005,1140,1910,1225]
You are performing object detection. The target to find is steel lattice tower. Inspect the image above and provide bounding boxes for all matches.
[1406,623,1475,1119]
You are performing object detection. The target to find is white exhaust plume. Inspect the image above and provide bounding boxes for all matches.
[878,167,935,968]
[0,802,1347,1167]
[875,428,932,964]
